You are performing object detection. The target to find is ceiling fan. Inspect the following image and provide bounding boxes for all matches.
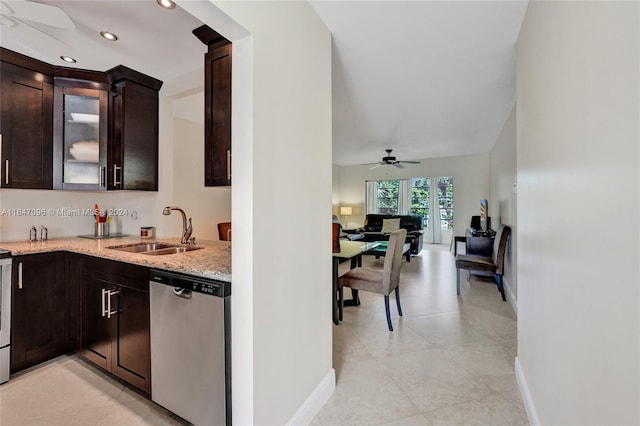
[0,0,75,56]
[362,149,422,169]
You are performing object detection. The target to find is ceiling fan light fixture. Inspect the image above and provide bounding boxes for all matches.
[156,0,176,9]
[60,55,77,63]
[100,31,118,41]
[362,148,422,168]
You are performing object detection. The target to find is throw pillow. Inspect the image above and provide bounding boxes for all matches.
[381,218,401,233]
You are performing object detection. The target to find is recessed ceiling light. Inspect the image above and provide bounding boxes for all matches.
[60,56,77,63]
[100,31,118,41]
[156,0,176,9]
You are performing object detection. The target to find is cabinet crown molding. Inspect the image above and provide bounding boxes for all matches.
[106,65,163,91]
[192,24,230,47]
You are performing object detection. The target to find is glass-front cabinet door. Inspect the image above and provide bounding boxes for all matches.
[53,82,108,190]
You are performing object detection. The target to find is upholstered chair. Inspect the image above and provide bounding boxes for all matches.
[338,228,407,331]
[455,224,511,301]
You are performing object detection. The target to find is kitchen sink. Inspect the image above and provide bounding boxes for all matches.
[107,242,202,255]
[142,246,202,255]
[108,242,177,253]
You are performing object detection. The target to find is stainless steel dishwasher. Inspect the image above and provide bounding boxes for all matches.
[149,269,231,426]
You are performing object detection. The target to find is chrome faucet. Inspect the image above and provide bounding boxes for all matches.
[162,206,195,245]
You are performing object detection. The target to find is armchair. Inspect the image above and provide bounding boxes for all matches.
[455,224,511,301]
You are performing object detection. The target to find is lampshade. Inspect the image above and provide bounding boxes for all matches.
[340,206,352,216]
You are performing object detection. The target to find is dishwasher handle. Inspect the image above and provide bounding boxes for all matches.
[173,287,192,299]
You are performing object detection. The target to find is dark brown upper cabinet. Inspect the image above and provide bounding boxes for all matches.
[0,50,54,189]
[53,77,110,191]
[107,66,162,191]
[193,25,232,187]
[1,47,162,192]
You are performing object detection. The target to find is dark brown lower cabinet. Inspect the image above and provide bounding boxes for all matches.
[10,252,151,393]
[81,256,150,393]
[11,252,66,373]
[65,252,83,352]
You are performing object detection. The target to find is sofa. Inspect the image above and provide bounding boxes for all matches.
[357,214,424,255]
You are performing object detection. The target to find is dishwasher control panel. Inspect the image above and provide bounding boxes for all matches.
[150,269,230,297]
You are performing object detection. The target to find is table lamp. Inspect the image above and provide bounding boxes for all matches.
[340,206,352,227]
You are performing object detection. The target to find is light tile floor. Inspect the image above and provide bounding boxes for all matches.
[313,244,528,425]
[0,355,186,425]
[0,245,527,426]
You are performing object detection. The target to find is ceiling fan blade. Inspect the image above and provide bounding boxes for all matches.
[369,164,383,170]
[4,0,76,30]
[399,160,421,164]
[393,163,405,169]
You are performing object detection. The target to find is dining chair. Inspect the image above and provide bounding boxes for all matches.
[455,224,511,301]
[217,222,231,241]
[338,228,407,331]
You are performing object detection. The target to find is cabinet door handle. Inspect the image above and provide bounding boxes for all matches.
[0,133,4,186]
[0,133,7,186]
[113,165,121,188]
[18,262,22,289]
[106,289,119,318]
[99,166,105,188]
[226,150,231,181]
[101,288,107,317]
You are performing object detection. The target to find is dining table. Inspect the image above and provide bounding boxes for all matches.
[331,240,380,324]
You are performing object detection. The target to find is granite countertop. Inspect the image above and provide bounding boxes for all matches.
[0,236,231,283]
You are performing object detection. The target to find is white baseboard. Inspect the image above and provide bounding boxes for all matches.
[515,357,540,426]
[286,368,335,425]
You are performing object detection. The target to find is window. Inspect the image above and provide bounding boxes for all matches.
[410,178,430,227]
[376,180,399,214]
[366,176,453,243]
[437,177,454,230]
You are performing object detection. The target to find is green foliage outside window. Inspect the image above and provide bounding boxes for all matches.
[410,178,430,227]
[437,177,454,230]
[372,177,453,230]
[377,180,399,214]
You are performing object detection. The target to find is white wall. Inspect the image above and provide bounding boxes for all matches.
[332,164,341,215]
[180,1,334,424]
[0,189,155,241]
[516,2,639,424]
[172,92,231,240]
[334,154,491,239]
[489,106,517,308]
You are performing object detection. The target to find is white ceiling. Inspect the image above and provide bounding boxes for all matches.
[0,1,528,166]
[310,1,528,165]
[0,0,207,82]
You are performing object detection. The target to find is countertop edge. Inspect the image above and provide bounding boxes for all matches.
[0,237,232,283]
